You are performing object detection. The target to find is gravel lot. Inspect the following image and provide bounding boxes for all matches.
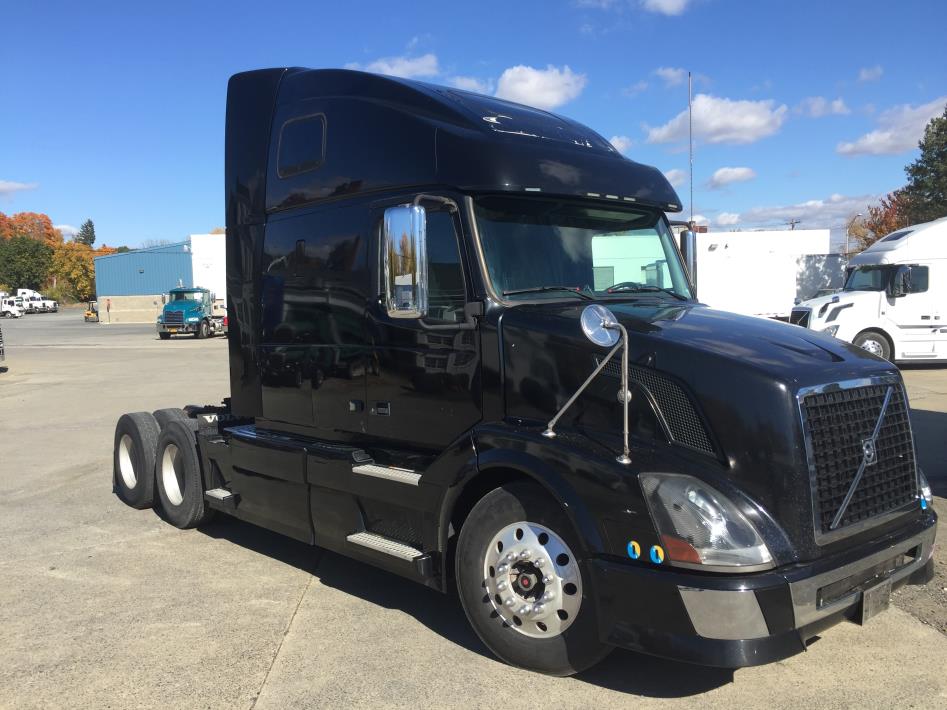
[1,309,945,709]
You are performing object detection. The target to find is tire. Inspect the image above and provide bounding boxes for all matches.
[158,332,171,340]
[455,482,612,676]
[853,330,892,361]
[152,407,197,432]
[154,420,213,528]
[113,412,160,509]
[196,320,209,339]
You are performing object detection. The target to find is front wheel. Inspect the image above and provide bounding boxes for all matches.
[455,482,611,676]
[158,332,171,340]
[853,330,892,361]
[196,319,209,339]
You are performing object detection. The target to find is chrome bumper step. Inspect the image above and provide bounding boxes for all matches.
[346,532,423,561]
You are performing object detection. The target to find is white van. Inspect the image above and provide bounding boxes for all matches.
[792,216,947,362]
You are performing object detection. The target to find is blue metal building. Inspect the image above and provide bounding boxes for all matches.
[94,242,193,296]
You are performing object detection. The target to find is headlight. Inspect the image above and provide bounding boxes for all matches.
[639,473,774,571]
[187,316,199,322]
[919,470,933,511]
[821,324,840,337]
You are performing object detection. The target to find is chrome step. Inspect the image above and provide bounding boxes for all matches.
[346,532,423,561]
[203,487,238,510]
[204,488,233,500]
[352,463,421,486]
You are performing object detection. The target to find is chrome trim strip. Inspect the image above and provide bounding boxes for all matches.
[796,374,919,545]
[352,463,421,486]
[789,523,935,628]
[678,587,770,640]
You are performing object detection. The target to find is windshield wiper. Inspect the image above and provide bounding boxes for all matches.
[502,286,593,300]
[606,284,688,301]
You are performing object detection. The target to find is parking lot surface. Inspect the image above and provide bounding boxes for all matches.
[1,310,945,709]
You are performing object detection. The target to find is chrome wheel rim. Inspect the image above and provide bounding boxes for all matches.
[118,434,137,488]
[161,443,185,506]
[860,338,884,357]
[482,521,582,638]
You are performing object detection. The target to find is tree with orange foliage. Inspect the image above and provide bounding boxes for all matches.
[858,190,911,250]
[0,211,63,246]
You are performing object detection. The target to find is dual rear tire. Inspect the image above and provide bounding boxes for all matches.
[112,410,211,528]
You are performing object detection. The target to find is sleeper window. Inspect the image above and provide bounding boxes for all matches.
[277,114,326,178]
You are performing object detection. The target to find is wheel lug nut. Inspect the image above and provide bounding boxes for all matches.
[519,606,531,615]
[505,553,515,562]
[534,558,545,568]
[542,591,554,602]
[505,598,516,608]
[497,563,508,574]
[542,575,554,584]
[533,603,545,614]
[497,581,508,591]
[519,549,532,560]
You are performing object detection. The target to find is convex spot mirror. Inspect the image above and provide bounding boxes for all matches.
[383,204,428,318]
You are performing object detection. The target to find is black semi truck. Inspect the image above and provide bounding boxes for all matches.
[113,68,936,676]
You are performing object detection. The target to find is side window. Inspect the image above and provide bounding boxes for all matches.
[425,211,466,323]
[277,114,326,178]
[907,266,929,294]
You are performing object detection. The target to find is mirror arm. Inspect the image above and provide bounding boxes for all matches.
[413,194,459,213]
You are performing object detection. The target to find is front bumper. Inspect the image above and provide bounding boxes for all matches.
[591,512,936,667]
[157,322,198,334]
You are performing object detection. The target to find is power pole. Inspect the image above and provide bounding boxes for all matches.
[786,218,801,231]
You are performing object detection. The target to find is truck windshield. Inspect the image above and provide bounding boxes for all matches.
[843,265,891,292]
[171,292,203,302]
[473,196,692,301]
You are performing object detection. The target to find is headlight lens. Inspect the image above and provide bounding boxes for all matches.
[639,473,774,570]
[821,324,840,337]
[919,470,933,510]
[187,316,199,322]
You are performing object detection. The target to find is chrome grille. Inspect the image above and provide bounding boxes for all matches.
[600,359,714,454]
[800,380,917,539]
[164,311,185,324]
[790,308,811,328]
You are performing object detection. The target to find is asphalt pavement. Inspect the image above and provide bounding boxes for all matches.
[1,309,945,709]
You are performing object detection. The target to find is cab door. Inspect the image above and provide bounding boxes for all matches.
[365,200,481,453]
[889,263,937,357]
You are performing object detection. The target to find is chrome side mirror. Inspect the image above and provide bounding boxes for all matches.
[383,204,428,318]
[679,230,697,289]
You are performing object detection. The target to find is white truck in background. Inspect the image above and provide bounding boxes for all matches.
[792,216,947,363]
[2,297,24,318]
[16,288,58,313]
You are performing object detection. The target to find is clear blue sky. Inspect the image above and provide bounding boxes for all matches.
[2,0,945,246]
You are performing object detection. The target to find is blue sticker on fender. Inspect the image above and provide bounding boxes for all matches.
[627,540,641,559]
[650,545,665,564]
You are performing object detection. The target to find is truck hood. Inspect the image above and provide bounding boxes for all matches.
[163,302,202,314]
[498,300,902,561]
[799,289,878,314]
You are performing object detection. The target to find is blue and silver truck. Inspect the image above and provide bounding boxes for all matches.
[156,287,225,339]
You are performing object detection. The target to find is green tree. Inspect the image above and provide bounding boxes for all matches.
[902,105,947,224]
[0,236,54,289]
[74,219,96,247]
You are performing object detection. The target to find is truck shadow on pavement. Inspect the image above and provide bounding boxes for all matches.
[909,408,947,496]
[199,519,733,698]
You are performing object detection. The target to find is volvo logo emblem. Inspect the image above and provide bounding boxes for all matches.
[861,438,878,466]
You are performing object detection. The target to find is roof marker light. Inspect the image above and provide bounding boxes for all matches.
[587,192,601,197]
[606,194,618,199]
[623,197,637,202]
[524,187,541,192]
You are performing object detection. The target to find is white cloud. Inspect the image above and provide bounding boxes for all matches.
[691,213,708,224]
[0,180,38,197]
[55,224,79,238]
[654,66,686,87]
[837,96,946,156]
[716,212,741,226]
[345,53,440,79]
[663,168,686,187]
[740,193,876,229]
[796,96,850,117]
[495,64,587,110]
[609,135,634,154]
[449,75,494,94]
[641,0,691,15]
[858,65,883,82]
[707,166,757,189]
[647,93,788,144]
[622,80,648,97]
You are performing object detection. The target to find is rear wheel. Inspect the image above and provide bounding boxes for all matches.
[455,482,611,676]
[154,420,213,528]
[113,412,160,509]
[853,330,892,361]
[152,407,197,431]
